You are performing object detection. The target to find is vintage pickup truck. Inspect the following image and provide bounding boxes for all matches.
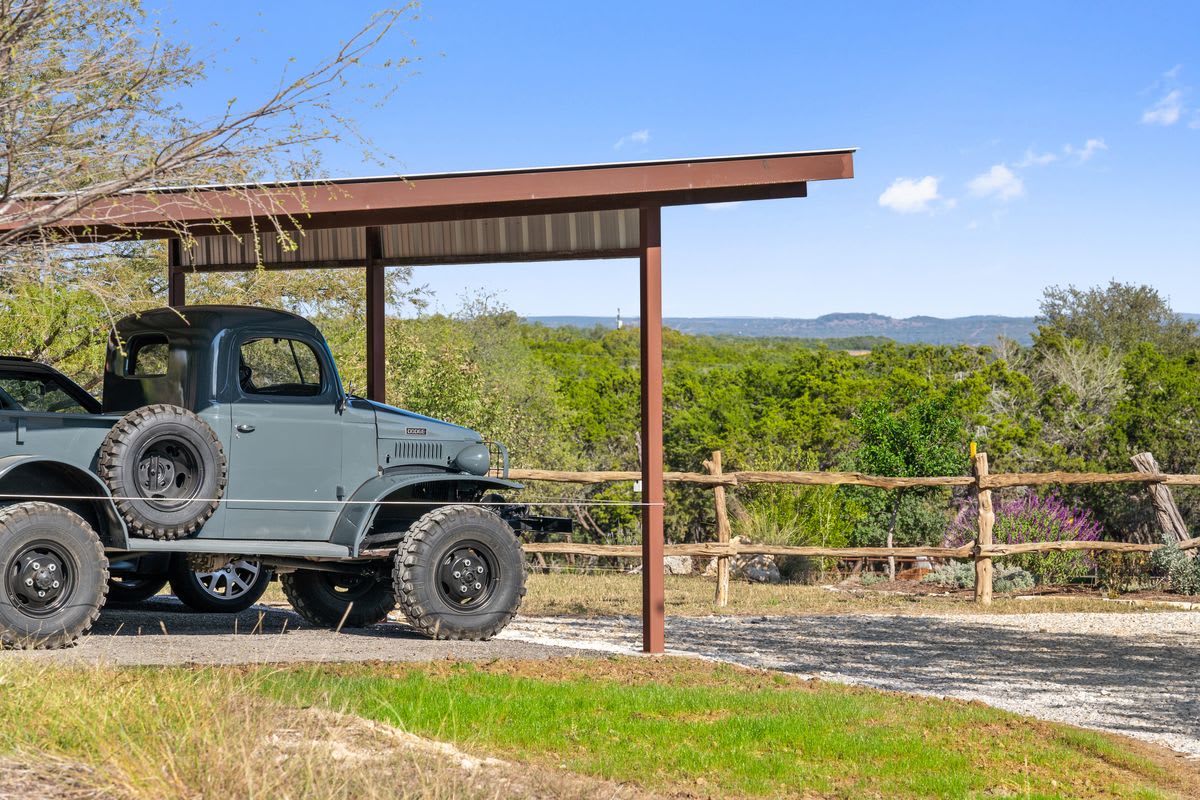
[0,305,561,648]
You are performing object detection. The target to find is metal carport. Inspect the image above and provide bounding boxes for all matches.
[10,149,856,652]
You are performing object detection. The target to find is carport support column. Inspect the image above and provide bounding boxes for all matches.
[366,227,386,403]
[639,206,665,654]
[167,239,185,306]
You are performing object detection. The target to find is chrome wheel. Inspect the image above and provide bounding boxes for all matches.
[193,559,262,601]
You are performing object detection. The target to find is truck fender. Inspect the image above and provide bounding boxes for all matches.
[0,455,129,549]
[330,472,522,554]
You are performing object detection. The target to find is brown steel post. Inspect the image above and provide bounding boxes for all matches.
[639,206,665,654]
[365,227,386,403]
[167,239,185,306]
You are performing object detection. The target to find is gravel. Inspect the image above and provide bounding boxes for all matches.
[2,596,582,666]
[499,611,1200,758]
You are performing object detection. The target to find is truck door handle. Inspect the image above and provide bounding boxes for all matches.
[236,424,256,433]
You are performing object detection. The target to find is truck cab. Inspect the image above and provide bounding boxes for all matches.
[0,305,553,648]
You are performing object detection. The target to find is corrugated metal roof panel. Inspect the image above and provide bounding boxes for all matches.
[179,209,639,268]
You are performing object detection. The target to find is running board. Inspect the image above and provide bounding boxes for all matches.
[111,538,352,559]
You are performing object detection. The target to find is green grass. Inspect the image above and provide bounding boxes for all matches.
[257,658,1196,799]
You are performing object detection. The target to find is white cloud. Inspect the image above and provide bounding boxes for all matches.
[1015,148,1058,168]
[968,164,1024,200]
[1165,64,1183,80]
[877,176,941,214]
[1142,89,1183,125]
[613,129,650,150]
[1064,138,1107,162]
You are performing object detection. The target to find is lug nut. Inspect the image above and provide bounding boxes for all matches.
[37,590,45,597]
[474,582,482,590]
[453,571,461,579]
[31,562,40,570]
[24,578,33,586]
[52,581,60,588]
[476,566,484,574]
[460,584,468,593]
[47,564,56,572]
[464,559,471,567]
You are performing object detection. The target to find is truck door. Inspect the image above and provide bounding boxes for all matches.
[225,334,344,541]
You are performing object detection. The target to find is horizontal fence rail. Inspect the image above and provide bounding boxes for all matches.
[510,454,1200,606]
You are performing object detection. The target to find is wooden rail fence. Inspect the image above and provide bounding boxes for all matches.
[511,452,1200,606]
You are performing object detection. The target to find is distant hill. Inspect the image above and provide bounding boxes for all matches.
[526,313,1041,346]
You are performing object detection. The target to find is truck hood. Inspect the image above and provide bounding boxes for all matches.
[365,399,482,442]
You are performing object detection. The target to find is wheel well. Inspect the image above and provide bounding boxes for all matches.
[369,480,490,536]
[0,462,125,547]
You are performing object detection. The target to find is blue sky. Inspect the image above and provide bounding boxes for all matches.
[152,1,1200,318]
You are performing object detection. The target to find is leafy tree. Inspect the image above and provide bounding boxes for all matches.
[0,0,413,260]
[1036,281,1197,356]
[849,396,966,577]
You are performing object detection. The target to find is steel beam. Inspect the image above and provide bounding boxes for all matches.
[15,150,848,239]
[167,239,185,306]
[365,227,386,403]
[639,206,665,654]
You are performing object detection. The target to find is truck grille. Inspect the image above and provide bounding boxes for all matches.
[392,441,444,461]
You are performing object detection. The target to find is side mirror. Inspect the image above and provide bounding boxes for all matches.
[337,393,347,414]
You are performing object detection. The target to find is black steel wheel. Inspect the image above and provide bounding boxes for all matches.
[99,404,226,540]
[394,504,525,641]
[280,569,395,628]
[168,555,271,613]
[0,502,108,649]
[106,574,168,605]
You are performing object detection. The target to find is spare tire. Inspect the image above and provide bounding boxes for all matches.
[98,404,226,539]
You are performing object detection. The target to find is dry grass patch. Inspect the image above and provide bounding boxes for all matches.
[0,662,632,800]
[521,572,1189,617]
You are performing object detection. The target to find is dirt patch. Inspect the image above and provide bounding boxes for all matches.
[272,706,659,800]
[0,756,110,800]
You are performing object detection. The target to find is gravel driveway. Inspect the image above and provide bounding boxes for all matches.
[1,596,579,666]
[500,612,1200,758]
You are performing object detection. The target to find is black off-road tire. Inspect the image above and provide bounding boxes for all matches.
[98,404,227,540]
[280,569,395,628]
[106,574,168,605]
[168,555,271,613]
[0,502,108,649]
[393,504,525,641]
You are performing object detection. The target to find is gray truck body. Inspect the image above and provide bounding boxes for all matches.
[0,306,521,561]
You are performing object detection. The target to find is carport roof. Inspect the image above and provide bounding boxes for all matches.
[12,149,855,249]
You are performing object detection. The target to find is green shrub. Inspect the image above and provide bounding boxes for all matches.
[921,561,1034,593]
[1150,541,1200,596]
[1095,551,1150,597]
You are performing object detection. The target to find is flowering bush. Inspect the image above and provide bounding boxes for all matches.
[946,493,1102,586]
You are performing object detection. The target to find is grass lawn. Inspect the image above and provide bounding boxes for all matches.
[519,572,1188,617]
[257,657,1200,800]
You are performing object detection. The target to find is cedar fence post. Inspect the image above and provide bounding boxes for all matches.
[706,451,732,606]
[974,452,994,605]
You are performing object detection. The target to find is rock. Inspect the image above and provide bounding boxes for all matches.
[734,554,781,584]
[663,555,694,575]
[627,555,694,575]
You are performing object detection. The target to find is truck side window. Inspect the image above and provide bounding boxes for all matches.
[0,373,91,414]
[239,337,323,397]
[128,335,170,377]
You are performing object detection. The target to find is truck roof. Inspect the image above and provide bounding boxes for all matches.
[115,305,322,340]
